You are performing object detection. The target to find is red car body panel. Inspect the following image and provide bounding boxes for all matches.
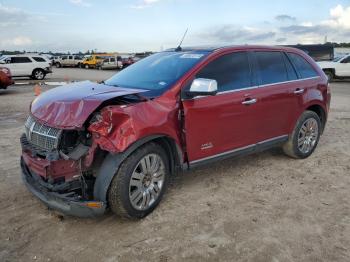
[30,80,147,129]
[0,67,14,88]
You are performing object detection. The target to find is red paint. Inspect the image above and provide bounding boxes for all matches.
[30,80,147,129]
[0,67,14,88]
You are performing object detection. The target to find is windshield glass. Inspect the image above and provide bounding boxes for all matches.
[333,56,344,62]
[105,51,209,97]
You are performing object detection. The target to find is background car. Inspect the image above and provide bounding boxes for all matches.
[82,54,116,69]
[55,55,83,68]
[0,55,52,80]
[98,56,123,70]
[0,67,14,89]
[121,56,135,68]
[317,54,350,81]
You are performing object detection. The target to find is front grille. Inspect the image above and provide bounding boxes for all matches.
[24,115,62,151]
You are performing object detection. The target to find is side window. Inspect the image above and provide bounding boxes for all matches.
[11,57,32,63]
[32,57,46,62]
[68,56,73,60]
[283,53,298,80]
[255,51,288,85]
[341,56,350,63]
[287,53,318,78]
[196,52,252,92]
[110,57,116,62]
[61,56,67,60]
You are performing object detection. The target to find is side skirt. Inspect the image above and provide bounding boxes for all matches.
[188,135,288,169]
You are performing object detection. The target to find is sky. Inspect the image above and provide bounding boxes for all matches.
[0,0,350,53]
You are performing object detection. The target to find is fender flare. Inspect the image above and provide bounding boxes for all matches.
[93,135,179,202]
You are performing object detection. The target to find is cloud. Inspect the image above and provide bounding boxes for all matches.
[0,36,33,48]
[321,4,350,29]
[275,15,296,22]
[275,37,287,43]
[131,0,161,9]
[196,25,276,44]
[69,0,91,7]
[0,4,31,27]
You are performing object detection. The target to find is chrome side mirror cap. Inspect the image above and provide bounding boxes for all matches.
[187,78,218,97]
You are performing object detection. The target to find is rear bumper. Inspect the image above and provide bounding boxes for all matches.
[21,158,106,218]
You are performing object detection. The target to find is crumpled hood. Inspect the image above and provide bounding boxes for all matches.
[31,81,146,129]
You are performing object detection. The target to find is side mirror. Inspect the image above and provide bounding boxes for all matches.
[186,78,218,97]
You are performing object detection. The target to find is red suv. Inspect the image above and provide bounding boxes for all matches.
[0,67,14,89]
[20,46,330,218]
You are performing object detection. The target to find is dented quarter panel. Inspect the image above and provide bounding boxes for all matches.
[30,81,147,129]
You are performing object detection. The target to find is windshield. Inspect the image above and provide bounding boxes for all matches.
[333,56,345,62]
[105,51,209,97]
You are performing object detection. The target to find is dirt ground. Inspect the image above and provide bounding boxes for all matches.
[0,81,349,262]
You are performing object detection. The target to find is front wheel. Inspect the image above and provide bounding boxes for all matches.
[108,143,169,219]
[324,70,334,82]
[283,111,321,159]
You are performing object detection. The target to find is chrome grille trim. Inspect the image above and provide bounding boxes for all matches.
[24,115,62,151]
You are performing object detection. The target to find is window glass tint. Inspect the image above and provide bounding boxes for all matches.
[33,57,46,62]
[196,52,251,92]
[341,56,350,63]
[288,53,318,78]
[283,53,298,80]
[110,57,115,62]
[11,57,32,63]
[255,52,288,85]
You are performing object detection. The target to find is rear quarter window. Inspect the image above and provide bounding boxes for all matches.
[287,53,319,79]
[32,57,46,62]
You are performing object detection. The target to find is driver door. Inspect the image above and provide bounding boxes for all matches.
[182,51,260,164]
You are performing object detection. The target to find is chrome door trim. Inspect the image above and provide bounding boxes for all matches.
[189,134,288,165]
[242,98,257,105]
[187,76,320,100]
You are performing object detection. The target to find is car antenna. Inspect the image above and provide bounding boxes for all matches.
[175,28,188,52]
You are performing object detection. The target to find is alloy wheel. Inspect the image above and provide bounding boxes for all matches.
[297,118,319,154]
[129,153,165,211]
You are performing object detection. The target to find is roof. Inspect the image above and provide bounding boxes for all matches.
[165,45,302,53]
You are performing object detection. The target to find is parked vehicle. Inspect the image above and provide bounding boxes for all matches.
[56,55,83,68]
[287,44,334,61]
[98,56,123,70]
[82,54,116,69]
[121,56,135,68]
[0,67,14,89]
[0,55,52,80]
[317,54,350,81]
[20,45,330,218]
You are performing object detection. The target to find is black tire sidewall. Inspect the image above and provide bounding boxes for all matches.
[111,143,170,218]
[33,69,45,80]
[292,111,321,159]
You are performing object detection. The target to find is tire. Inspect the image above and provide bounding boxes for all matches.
[55,63,61,68]
[108,142,169,219]
[32,69,46,80]
[324,70,334,82]
[85,64,89,69]
[283,110,321,159]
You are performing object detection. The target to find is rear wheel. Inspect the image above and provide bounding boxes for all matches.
[283,111,321,159]
[32,69,46,80]
[108,143,169,219]
[85,64,89,69]
[55,62,61,68]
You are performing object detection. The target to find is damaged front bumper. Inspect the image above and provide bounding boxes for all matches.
[21,158,106,218]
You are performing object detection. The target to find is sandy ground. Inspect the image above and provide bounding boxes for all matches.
[0,79,349,262]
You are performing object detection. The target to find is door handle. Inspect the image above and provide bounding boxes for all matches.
[294,88,304,94]
[242,98,257,105]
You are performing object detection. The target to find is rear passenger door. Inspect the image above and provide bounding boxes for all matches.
[250,51,300,142]
[9,57,33,76]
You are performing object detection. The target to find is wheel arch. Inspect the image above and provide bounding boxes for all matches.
[93,134,184,202]
[305,104,327,133]
[32,68,45,75]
